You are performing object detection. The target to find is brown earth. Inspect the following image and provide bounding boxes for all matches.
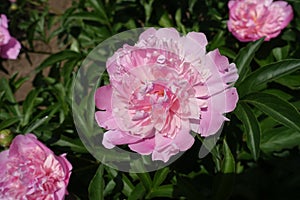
[0,0,72,101]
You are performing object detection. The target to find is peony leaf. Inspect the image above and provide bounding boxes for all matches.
[152,167,170,187]
[21,89,40,126]
[0,78,21,117]
[136,172,152,193]
[69,12,108,25]
[238,59,300,97]
[235,38,264,83]
[36,50,81,72]
[244,93,300,132]
[88,0,110,23]
[128,182,146,200]
[235,103,261,161]
[261,126,300,153]
[88,164,104,200]
[146,184,174,199]
[213,140,235,200]
[221,140,235,174]
[0,117,20,130]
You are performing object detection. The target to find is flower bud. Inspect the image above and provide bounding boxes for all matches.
[0,129,13,147]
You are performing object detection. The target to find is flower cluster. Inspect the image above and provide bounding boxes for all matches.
[227,0,293,42]
[0,14,21,59]
[0,134,72,200]
[95,28,239,162]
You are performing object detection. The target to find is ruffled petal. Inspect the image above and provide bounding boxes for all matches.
[102,130,142,149]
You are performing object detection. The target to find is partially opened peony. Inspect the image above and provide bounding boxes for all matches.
[95,28,239,162]
[0,14,21,59]
[0,134,72,200]
[227,0,293,42]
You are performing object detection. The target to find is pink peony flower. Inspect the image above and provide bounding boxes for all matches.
[0,14,21,59]
[95,28,239,162]
[0,134,72,200]
[227,0,294,42]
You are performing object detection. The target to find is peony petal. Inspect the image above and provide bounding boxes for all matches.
[95,111,118,130]
[0,27,11,45]
[128,137,155,155]
[139,27,157,41]
[102,130,142,149]
[155,28,180,41]
[95,85,113,110]
[186,32,208,48]
[173,129,195,151]
[224,87,239,113]
[0,14,8,28]
[0,37,21,60]
[199,108,228,137]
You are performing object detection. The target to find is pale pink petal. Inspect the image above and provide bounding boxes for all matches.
[0,14,8,28]
[95,111,118,130]
[139,27,157,41]
[95,85,112,110]
[0,27,11,45]
[173,129,195,151]
[186,32,208,48]
[102,130,142,149]
[224,88,239,113]
[128,137,155,155]
[199,108,228,137]
[155,28,180,40]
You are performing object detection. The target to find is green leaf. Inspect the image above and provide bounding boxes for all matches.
[121,174,135,197]
[208,30,225,51]
[275,74,300,90]
[159,12,173,27]
[128,182,146,200]
[213,140,236,200]
[21,89,40,126]
[0,117,20,130]
[152,167,170,187]
[70,12,108,24]
[238,59,300,97]
[235,103,261,161]
[142,0,154,25]
[0,78,21,117]
[235,38,264,83]
[221,140,235,174]
[88,164,105,200]
[52,135,88,153]
[23,115,50,133]
[136,172,152,193]
[175,8,186,34]
[146,184,174,199]
[36,50,81,72]
[272,45,289,61]
[89,0,109,21]
[244,93,300,132]
[261,126,300,153]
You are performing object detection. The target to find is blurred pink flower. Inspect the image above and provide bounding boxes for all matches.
[0,14,21,59]
[0,134,72,200]
[95,28,239,162]
[227,0,293,42]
